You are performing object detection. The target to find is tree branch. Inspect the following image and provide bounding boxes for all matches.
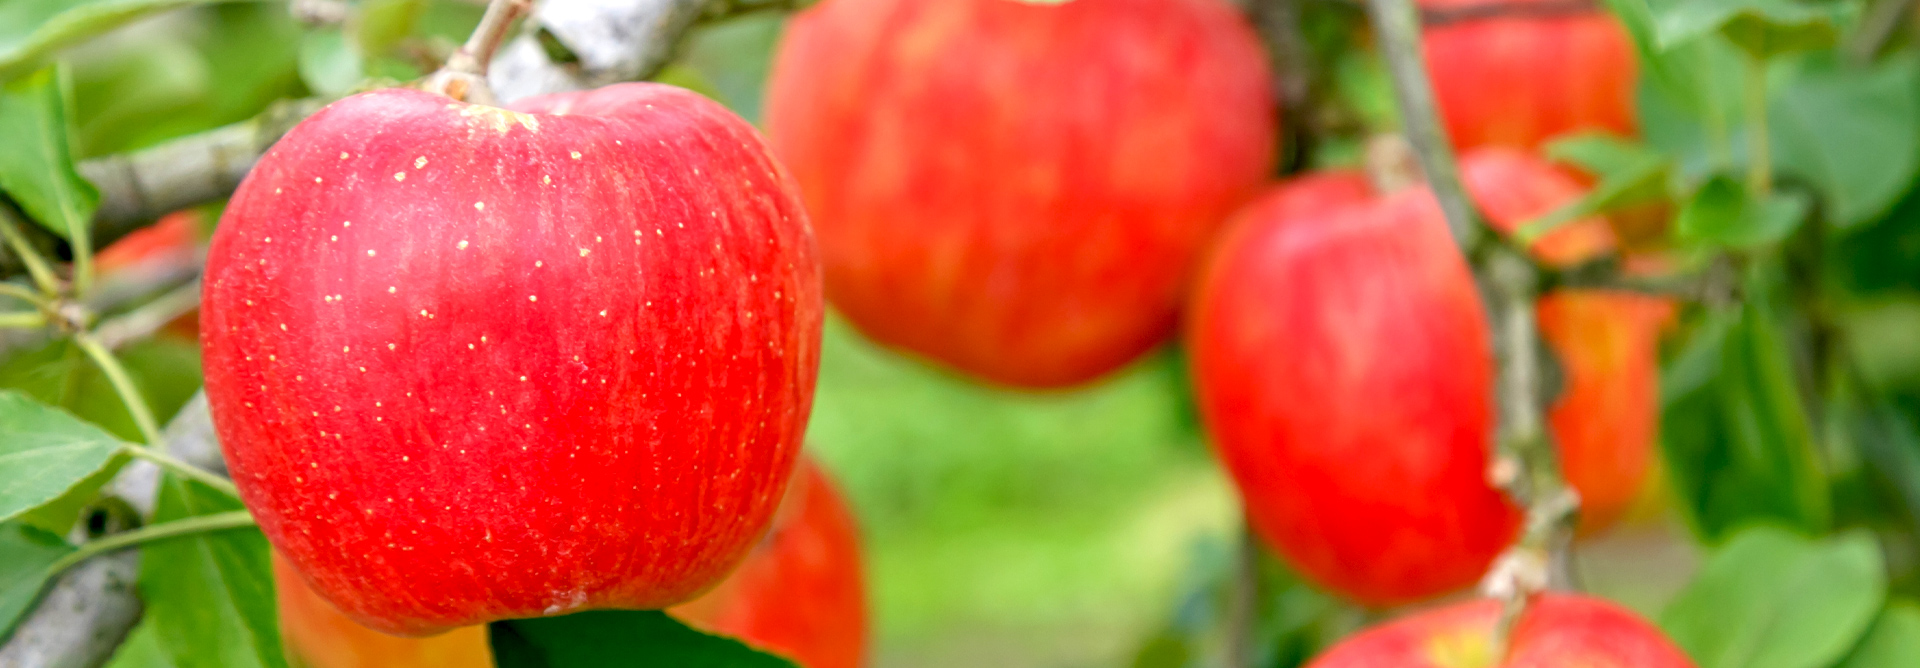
[78,98,328,251]
[1361,0,1485,248]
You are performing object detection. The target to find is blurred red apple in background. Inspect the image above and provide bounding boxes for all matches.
[1421,0,1637,150]
[1461,149,1674,534]
[766,0,1275,387]
[1306,594,1696,667]
[1188,170,1513,606]
[273,457,867,668]
[1188,149,1670,605]
[202,83,823,635]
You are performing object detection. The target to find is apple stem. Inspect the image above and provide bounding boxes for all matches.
[42,510,256,581]
[1359,0,1485,249]
[425,0,535,103]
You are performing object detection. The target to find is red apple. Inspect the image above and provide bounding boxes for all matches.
[270,456,866,668]
[765,0,1275,387]
[201,82,824,635]
[1188,170,1513,606]
[1460,149,1673,534]
[1421,0,1638,150]
[1306,594,1696,667]
[273,553,494,668]
[670,457,868,668]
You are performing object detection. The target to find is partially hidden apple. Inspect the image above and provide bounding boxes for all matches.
[765,0,1275,387]
[1421,0,1637,150]
[1305,594,1696,667]
[1461,149,1674,534]
[272,457,867,668]
[201,82,824,635]
[1188,169,1511,606]
[666,456,868,668]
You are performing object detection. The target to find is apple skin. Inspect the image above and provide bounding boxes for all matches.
[1460,149,1673,533]
[1188,170,1514,606]
[765,0,1275,387]
[270,457,866,668]
[1306,594,1696,667]
[1421,0,1637,150]
[201,83,824,635]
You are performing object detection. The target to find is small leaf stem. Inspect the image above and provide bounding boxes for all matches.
[72,331,164,447]
[1743,56,1772,197]
[42,510,255,578]
[123,443,243,500]
[0,205,60,296]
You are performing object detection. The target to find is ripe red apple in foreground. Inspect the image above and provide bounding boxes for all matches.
[765,0,1275,387]
[272,457,867,668]
[202,82,824,635]
[1461,150,1673,534]
[1189,170,1512,606]
[1422,0,1637,150]
[1306,594,1696,667]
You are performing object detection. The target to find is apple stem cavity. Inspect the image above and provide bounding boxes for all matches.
[424,0,534,104]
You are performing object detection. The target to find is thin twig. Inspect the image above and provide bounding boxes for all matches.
[0,205,61,296]
[121,443,241,501]
[0,311,45,328]
[41,511,256,579]
[71,331,165,447]
[1251,0,1319,172]
[92,279,200,350]
[425,0,535,102]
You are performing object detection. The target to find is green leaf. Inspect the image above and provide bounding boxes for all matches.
[1650,0,1844,60]
[1661,292,1830,540]
[1770,56,1920,228]
[1676,175,1807,247]
[13,450,130,536]
[0,66,98,240]
[489,610,797,668]
[140,474,284,668]
[104,618,179,668]
[296,28,363,98]
[1840,601,1920,668]
[0,519,74,640]
[1523,134,1673,243]
[1661,526,1885,668]
[0,0,249,83]
[0,390,130,525]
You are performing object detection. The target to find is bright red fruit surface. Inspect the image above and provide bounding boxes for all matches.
[270,456,866,668]
[671,457,868,668]
[1306,594,1696,668]
[766,0,1275,387]
[1461,149,1673,533]
[1422,0,1637,150]
[202,83,823,635]
[1189,171,1515,606]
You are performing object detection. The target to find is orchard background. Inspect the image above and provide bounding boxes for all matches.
[3,0,1920,665]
